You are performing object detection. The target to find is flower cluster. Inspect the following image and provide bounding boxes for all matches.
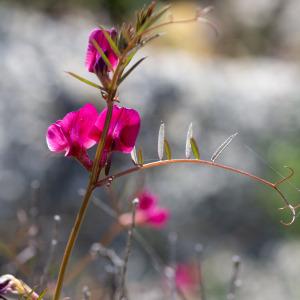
[119,190,169,228]
[86,28,118,86]
[46,103,140,170]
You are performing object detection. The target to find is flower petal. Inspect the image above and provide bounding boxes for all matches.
[111,107,141,153]
[46,123,69,153]
[70,103,98,149]
[138,191,157,211]
[85,28,118,73]
[146,207,169,228]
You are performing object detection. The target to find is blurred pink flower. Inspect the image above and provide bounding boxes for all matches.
[90,105,141,165]
[0,274,39,300]
[86,28,118,75]
[175,263,199,292]
[119,191,169,228]
[46,103,98,170]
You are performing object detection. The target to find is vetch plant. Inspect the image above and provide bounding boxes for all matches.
[42,2,300,299]
[118,190,169,228]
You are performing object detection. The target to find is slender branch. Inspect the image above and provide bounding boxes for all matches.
[53,29,129,300]
[95,159,297,225]
[195,243,206,300]
[40,215,61,287]
[119,199,138,300]
[96,159,274,188]
[53,184,94,300]
[227,255,241,300]
[274,166,294,187]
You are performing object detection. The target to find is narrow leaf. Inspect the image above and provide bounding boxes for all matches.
[140,33,164,47]
[137,5,171,34]
[119,57,147,84]
[124,49,138,67]
[146,5,171,28]
[137,147,144,165]
[164,139,172,160]
[185,123,193,159]
[66,72,104,90]
[190,137,200,160]
[211,132,238,162]
[99,25,121,57]
[37,289,47,300]
[92,39,113,70]
[131,146,138,165]
[158,123,165,160]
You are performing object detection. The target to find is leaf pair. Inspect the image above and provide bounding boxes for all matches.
[185,123,200,160]
[158,123,172,160]
[131,146,144,165]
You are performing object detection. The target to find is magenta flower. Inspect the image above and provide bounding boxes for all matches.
[0,275,39,300]
[119,190,169,228]
[0,276,9,296]
[46,103,98,170]
[175,263,199,293]
[86,28,119,76]
[90,105,141,165]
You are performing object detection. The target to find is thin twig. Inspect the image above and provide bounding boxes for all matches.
[211,133,238,163]
[119,199,139,300]
[168,232,178,300]
[40,215,61,287]
[195,243,206,300]
[227,255,242,300]
[95,159,297,225]
[90,243,124,269]
[82,286,91,300]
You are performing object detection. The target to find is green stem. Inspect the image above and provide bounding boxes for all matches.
[96,159,275,188]
[53,183,94,300]
[53,95,116,300]
[95,159,296,225]
[53,41,129,299]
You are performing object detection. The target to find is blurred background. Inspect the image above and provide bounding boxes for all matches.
[0,0,300,299]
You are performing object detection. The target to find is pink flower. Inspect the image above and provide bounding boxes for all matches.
[86,28,119,75]
[119,191,169,228]
[0,274,39,300]
[90,105,141,165]
[46,103,98,170]
[175,263,199,293]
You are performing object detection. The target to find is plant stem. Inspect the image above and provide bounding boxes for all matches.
[96,159,275,188]
[95,159,296,224]
[53,41,130,299]
[53,183,94,300]
[119,200,138,299]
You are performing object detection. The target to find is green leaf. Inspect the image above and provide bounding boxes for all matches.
[146,5,171,28]
[137,147,144,165]
[92,39,113,71]
[137,4,171,34]
[185,123,193,159]
[211,132,238,162]
[131,146,138,165]
[119,57,147,84]
[99,25,121,57]
[140,33,164,47]
[190,137,200,160]
[37,288,47,300]
[125,49,138,65]
[158,122,165,160]
[164,139,172,160]
[66,72,104,90]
